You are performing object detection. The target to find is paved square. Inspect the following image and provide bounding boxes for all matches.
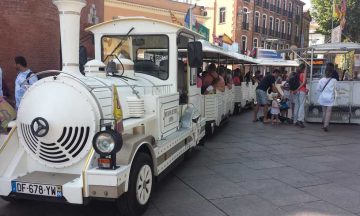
[1,111,360,216]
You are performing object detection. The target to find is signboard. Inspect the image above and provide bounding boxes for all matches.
[223,42,239,53]
[190,23,210,41]
[335,82,351,106]
[311,59,326,65]
[256,49,282,59]
[331,25,342,43]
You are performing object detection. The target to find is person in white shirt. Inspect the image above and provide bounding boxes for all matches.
[14,56,38,109]
[317,68,337,132]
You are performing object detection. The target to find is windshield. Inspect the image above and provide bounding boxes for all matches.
[102,35,169,80]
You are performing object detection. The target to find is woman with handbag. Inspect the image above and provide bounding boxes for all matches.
[317,68,337,132]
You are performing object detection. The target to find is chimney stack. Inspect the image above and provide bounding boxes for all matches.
[53,0,86,75]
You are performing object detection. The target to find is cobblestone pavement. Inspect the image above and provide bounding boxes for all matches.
[2,111,360,216]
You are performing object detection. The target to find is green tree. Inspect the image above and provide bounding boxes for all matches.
[311,0,360,42]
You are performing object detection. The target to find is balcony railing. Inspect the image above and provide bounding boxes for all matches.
[242,22,249,30]
[262,27,267,34]
[276,7,281,13]
[270,4,275,11]
[269,29,274,36]
[288,12,293,18]
[263,2,269,9]
[275,31,281,37]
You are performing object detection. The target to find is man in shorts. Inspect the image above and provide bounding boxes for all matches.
[253,69,280,123]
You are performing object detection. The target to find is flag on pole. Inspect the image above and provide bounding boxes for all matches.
[184,8,196,28]
[112,85,124,133]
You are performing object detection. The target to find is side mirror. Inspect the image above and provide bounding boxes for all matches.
[188,41,203,68]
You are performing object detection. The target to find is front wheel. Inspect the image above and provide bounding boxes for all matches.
[117,153,154,216]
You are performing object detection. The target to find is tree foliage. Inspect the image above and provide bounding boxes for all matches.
[311,0,360,42]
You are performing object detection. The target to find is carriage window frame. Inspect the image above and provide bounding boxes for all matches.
[101,34,170,80]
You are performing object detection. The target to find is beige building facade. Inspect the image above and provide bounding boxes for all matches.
[104,0,207,26]
[197,0,237,43]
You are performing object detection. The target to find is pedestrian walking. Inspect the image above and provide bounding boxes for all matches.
[326,62,339,81]
[317,68,337,132]
[271,94,280,125]
[253,69,280,123]
[281,72,293,120]
[14,56,38,109]
[290,63,307,128]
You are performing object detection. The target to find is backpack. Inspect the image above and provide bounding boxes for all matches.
[26,71,38,84]
[288,71,300,91]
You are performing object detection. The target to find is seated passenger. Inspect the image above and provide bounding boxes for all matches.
[226,69,233,89]
[252,70,263,84]
[218,66,227,84]
[197,68,202,88]
[202,63,225,94]
[244,71,252,84]
[233,68,241,86]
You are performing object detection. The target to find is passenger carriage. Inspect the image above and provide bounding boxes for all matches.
[198,40,257,135]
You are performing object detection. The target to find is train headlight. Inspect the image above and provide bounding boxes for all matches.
[92,129,122,156]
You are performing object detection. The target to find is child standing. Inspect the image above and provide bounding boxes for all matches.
[271,94,280,125]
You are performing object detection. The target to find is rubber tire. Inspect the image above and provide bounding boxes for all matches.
[117,153,153,216]
[198,137,205,146]
[205,122,214,137]
[0,196,23,204]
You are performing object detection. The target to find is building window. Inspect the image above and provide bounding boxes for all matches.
[219,7,226,24]
[243,8,249,23]
[289,2,293,12]
[241,36,247,53]
[296,5,300,15]
[276,0,281,9]
[255,12,260,32]
[296,24,299,36]
[286,44,289,49]
[255,12,260,27]
[269,16,274,31]
[253,38,259,48]
[288,23,291,35]
[262,14,267,28]
[281,20,285,33]
[283,0,286,10]
[261,40,265,48]
[275,19,280,32]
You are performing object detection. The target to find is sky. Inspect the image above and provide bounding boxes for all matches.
[303,0,312,10]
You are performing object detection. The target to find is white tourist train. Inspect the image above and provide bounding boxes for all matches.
[0,1,260,215]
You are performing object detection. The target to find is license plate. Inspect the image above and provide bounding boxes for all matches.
[11,181,62,197]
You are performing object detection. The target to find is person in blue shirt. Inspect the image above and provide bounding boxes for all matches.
[14,56,38,109]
